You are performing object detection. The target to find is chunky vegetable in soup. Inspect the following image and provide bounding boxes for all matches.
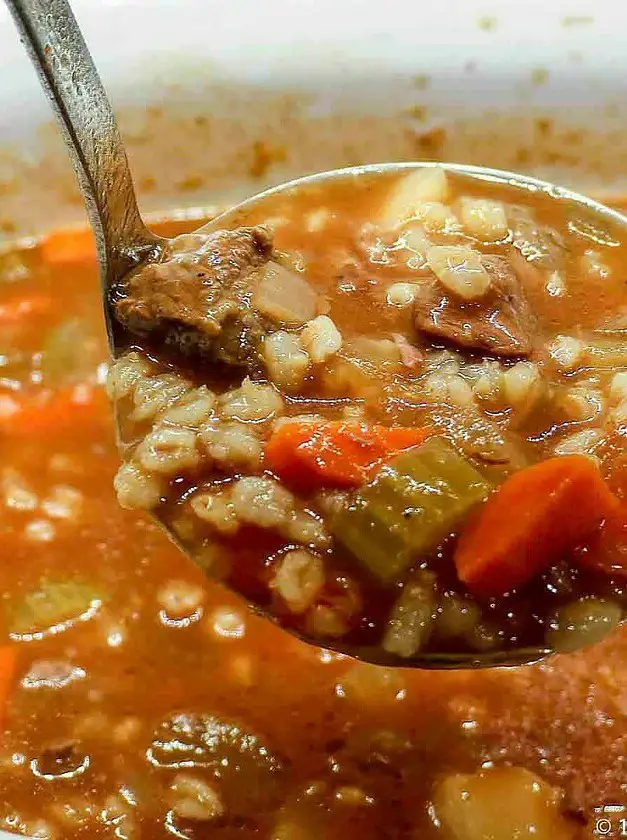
[109,167,627,664]
[0,176,625,839]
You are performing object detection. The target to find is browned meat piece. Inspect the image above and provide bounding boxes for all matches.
[413,254,536,357]
[147,712,284,812]
[113,226,274,367]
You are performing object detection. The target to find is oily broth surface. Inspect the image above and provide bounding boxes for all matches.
[220,171,627,338]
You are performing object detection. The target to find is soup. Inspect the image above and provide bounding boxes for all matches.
[0,173,624,838]
[109,167,627,664]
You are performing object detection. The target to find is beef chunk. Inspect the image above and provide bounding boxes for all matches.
[147,712,284,812]
[413,254,536,357]
[113,226,274,367]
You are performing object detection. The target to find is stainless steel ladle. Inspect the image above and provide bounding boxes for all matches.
[7,0,627,669]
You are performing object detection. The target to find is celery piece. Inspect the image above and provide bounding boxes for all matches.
[10,579,104,638]
[332,437,492,583]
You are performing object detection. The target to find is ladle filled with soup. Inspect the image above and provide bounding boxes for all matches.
[106,164,627,667]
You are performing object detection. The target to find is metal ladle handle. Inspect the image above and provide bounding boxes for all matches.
[4,0,158,285]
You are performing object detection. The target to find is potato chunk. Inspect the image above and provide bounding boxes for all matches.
[379,167,450,230]
[431,767,575,840]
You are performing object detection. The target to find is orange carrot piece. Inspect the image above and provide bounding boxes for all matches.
[0,646,18,730]
[0,384,109,436]
[0,295,52,324]
[454,455,621,597]
[575,506,627,579]
[41,226,96,266]
[265,420,432,488]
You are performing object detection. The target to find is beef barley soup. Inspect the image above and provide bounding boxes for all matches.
[0,167,624,838]
[109,166,627,664]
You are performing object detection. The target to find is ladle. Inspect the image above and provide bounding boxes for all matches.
[7,0,627,669]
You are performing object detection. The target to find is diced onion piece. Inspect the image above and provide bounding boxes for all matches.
[301,316,343,364]
[426,246,492,301]
[549,335,585,372]
[459,197,508,240]
[378,167,450,230]
[508,205,566,267]
[253,262,318,326]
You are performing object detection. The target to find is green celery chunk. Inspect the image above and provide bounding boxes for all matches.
[10,579,105,638]
[332,437,492,583]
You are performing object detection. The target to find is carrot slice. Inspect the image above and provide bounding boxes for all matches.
[0,295,52,324]
[575,506,627,579]
[0,646,19,730]
[454,455,621,597]
[0,384,109,436]
[41,226,95,266]
[265,420,432,488]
